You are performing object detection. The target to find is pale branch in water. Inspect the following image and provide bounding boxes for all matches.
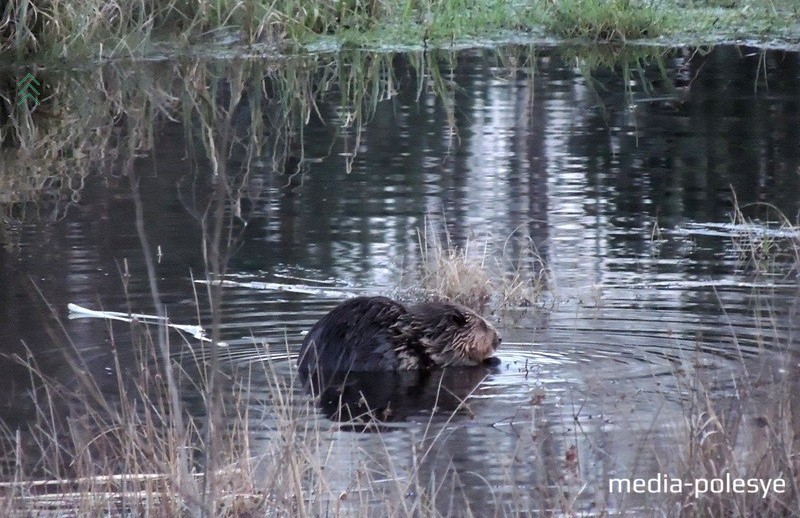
[67,303,226,345]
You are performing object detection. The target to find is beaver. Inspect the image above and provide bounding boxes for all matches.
[297,296,501,376]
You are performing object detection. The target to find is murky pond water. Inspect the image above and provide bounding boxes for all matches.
[1,44,799,514]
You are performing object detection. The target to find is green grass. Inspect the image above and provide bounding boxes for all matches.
[2,0,799,62]
[663,3,792,39]
[545,0,663,41]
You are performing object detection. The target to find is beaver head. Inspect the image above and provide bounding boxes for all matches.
[406,301,501,367]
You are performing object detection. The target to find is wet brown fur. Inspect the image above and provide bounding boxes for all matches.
[298,296,501,375]
[407,301,500,367]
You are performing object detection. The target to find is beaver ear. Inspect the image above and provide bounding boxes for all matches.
[449,307,468,327]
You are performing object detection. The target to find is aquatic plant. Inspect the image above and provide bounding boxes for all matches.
[729,191,800,276]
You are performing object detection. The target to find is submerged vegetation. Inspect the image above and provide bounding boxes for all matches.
[1,0,799,61]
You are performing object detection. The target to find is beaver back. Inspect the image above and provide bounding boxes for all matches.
[298,296,421,374]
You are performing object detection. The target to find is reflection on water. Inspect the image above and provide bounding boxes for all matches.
[1,44,799,513]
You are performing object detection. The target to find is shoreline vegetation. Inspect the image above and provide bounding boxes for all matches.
[1,0,800,62]
[0,205,798,515]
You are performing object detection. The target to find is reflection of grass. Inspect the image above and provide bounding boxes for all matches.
[1,65,156,237]
[0,50,454,225]
[557,43,672,75]
[557,43,677,107]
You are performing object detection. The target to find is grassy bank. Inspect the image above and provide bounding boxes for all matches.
[1,0,799,61]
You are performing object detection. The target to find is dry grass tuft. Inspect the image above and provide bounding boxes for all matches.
[417,225,494,308]
[416,220,552,310]
[667,356,800,516]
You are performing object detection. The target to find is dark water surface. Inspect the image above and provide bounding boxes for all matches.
[1,45,800,514]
